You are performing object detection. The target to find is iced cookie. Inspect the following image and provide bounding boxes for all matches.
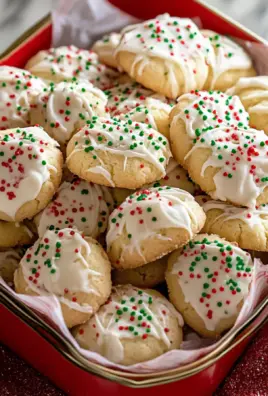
[92,33,121,69]
[196,195,268,251]
[112,256,167,288]
[227,76,268,134]
[14,228,112,328]
[170,90,268,208]
[0,220,34,248]
[106,186,206,269]
[166,234,253,338]
[0,66,46,130]
[0,248,24,286]
[66,116,171,189]
[115,14,214,99]
[202,30,256,91]
[30,81,107,145]
[25,46,120,89]
[0,127,63,222]
[73,285,183,365]
[34,178,114,238]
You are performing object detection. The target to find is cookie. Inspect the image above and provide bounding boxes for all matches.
[0,127,63,222]
[30,80,107,145]
[196,195,268,251]
[14,228,112,328]
[73,285,183,365]
[25,46,120,89]
[166,234,253,338]
[170,90,268,208]
[0,220,34,248]
[202,30,256,91]
[92,33,121,69]
[106,186,206,269]
[112,256,167,288]
[227,76,268,134]
[0,248,24,286]
[0,66,46,130]
[34,178,114,238]
[66,116,171,189]
[115,14,214,99]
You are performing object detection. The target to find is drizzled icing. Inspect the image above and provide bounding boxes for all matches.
[115,14,214,97]
[106,186,200,261]
[66,116,171,185]
[170,236,253,331]
[0,66,46,130]
[202,31,253,89]
[74,285,183,364]
[0,127,59,220]
[18,228,102,313]
[174,90,268,208]
[0,248,24,285]
[26,46,120,89]
[31,81,107,144]
[37,179,114,237]
[92,33,121,67]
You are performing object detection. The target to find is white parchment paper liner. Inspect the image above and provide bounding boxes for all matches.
[1,259,267,373]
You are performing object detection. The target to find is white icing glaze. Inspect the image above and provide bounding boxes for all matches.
[19,228,102,313]
[115,14,214,97]
[106,186,200,260]
[75,285,183,363]
[0,127,59,219]
[171,236,253,331]
[37,179,114,237]
[92,33,121,63]
[227,76,268,95]
[0,66,46,130]
[32,81,107,144]
[27,46,120,89]
[66,116,171,179]
[202,31,253,89]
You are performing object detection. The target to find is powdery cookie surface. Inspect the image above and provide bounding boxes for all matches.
[73,285,183,365]
[30,81,107,145]
[0,248,24,286]
[35,178,114,238]
[14,228,112,328]
[227,76,268,135]
[92,33,121,69]
[197,195,268,251]
[166,234,253,338]
[0,66,46,130]
[66,116,171,189]
[106,186,206,269]
[170,90,268,208]
[25,46,120,89]
[115,14,214,99]
[202,30,256,91]
[112,256,167,288]
[0,127,63,222]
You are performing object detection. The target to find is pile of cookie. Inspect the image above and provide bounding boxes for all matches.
[0,14,267,367]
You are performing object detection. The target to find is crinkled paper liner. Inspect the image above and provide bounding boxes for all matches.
[1,260,267,373]
[1,0,268,375]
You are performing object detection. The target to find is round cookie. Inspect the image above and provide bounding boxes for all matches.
[92,33,121,69]
[66,116,171,189]
[170,90,268,208]
[25,46,120,89]
[115,14,214,99]
[196,195,268,251]
[227,76,268,134]
[14,228,112,328]
[73,285,183,365]
[0,66,46,130]
[166,234,253,338]
[202,30,256,91]
[112,256,167,288]
[0,127,63,222]
[106,186,206,269]
[30,81,107,145]
[0,248,24,286]
[34,178,114,238]
[0,220,34,248]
